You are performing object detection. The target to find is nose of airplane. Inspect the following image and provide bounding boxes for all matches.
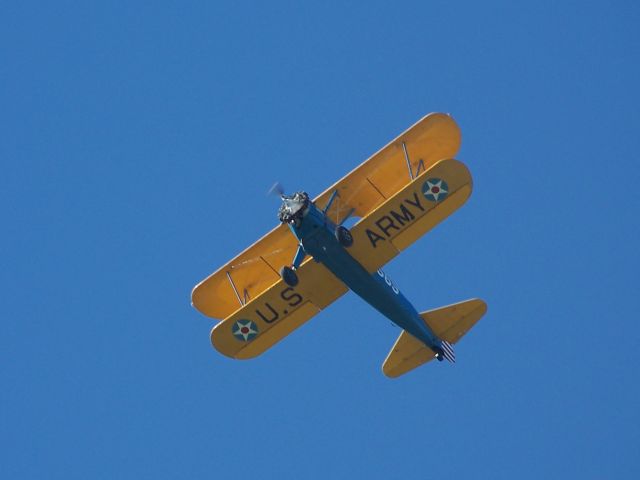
[278,191,310,223]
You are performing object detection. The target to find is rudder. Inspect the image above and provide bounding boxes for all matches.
[439,340,456,363]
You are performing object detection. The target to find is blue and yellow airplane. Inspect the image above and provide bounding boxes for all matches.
[192,113,487,377]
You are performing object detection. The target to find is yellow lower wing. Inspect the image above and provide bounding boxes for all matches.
[348,158,472,272]
[211,260,347,359]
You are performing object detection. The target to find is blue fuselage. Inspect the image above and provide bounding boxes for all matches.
[287,200,441,350]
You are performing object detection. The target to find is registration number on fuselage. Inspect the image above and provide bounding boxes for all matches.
[378,269,400,295]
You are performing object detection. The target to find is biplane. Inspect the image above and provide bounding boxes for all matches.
[191,113,487,377]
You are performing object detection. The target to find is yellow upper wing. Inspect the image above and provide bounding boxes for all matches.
[192,224,297,320]
[191,113,460,320]
[317,113,461,225]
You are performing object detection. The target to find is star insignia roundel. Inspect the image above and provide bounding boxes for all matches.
[232,319,259,342]
[422,178,449,202]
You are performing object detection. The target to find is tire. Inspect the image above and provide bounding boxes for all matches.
[280,266,299,287]
[335,225,353,247]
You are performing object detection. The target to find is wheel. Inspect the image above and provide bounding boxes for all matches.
[280,266,299,287]
[335,225,353,247]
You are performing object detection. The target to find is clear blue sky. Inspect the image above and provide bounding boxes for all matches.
[2,1,639,478]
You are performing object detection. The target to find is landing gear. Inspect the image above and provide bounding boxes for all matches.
[280,265,299,287]
[335,226,353,247]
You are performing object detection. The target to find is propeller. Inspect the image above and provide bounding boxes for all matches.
[267,181,285,198]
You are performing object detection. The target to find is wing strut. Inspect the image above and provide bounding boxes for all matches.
[402,142,414,180]
[338,207,355,226]
[323,189,339,214]
[225,271,245,307]
[292,244,306,269]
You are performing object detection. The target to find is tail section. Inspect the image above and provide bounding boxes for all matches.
[382,298,486,378]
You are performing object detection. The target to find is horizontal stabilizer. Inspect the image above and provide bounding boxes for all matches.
[419,298,487,344]
[382,330,437,378]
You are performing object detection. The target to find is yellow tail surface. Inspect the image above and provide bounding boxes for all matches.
[382,298,487,378]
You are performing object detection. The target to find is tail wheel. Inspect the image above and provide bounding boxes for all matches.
[335,226,353,247]
[280,266,299,287]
